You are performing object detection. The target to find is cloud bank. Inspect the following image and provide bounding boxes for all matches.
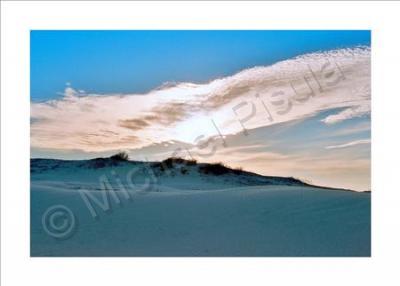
[31,46,371,153]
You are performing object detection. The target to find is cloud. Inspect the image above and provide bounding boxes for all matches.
[119,118,151,131]
[31,46,370,153]
[325,139,371,149]
[321,103,370,124]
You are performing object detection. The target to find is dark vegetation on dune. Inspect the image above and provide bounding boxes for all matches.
[74,152,131,169]
[30,152,362,191]
[31,152,312,188]
[110,151,129,161]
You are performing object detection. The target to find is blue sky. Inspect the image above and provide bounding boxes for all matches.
[31,30,370,102]
[30,31,371,190]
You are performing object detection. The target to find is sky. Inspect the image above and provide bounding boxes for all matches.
[31,30,370,102]
[30,30,371,191]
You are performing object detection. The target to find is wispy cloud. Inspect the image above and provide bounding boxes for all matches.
[31,47,370,153]
[321,103,370,124]
[325,139,371,150]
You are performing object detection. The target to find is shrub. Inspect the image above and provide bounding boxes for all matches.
[110,151,129,161]
[161,157,197,169]
[186,159,197,166]
[162,158,175,169]
[199,162,230,175]
[233,166,243,175]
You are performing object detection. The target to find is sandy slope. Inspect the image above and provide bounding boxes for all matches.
[31,159,370,256]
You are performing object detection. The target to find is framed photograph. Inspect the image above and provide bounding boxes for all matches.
[2,1,400,286]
